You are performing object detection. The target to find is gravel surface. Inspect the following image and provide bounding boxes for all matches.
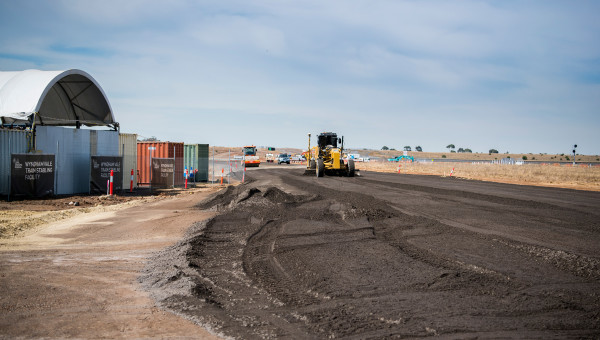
[141,168,600,339]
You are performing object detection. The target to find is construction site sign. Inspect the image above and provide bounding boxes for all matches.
[151,158,174,188]
[90,156,123,194]
[10,154,55,197]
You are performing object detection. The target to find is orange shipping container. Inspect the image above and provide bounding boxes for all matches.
[137,141,184,186]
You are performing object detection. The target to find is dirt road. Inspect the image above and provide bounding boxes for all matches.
[0,188,221,339]
[145,167,600,339]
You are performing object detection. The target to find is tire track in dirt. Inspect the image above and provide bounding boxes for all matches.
[290,171,600,279]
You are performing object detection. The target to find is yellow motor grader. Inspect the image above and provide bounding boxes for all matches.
[305,132,355,177]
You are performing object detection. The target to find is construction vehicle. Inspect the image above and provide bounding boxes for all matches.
[388,155,415,162]
[305,132,355,177]
[243,146,260,167]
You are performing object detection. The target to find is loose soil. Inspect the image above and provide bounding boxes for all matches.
[143,168,600,339]
[2,167,600,339]
[0,189,184,238]
[0,186,223,339]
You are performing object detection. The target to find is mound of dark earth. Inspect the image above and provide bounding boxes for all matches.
[141,169,600,339]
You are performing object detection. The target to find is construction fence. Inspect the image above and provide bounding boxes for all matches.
[209,158,245,184]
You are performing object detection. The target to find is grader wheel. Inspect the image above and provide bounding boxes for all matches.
[316,158,324,177]
[347,159,355,177]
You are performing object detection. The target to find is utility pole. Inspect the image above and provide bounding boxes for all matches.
[572,144,577,166]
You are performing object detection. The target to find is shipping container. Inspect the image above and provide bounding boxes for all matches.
[91,130,119,156]
[0,129,30,195]
[119,133,138,190]
[36,126,119,194]
[137,141,184,186]
[184,144,209,182]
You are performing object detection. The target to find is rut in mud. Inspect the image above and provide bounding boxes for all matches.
[141,169,600,339]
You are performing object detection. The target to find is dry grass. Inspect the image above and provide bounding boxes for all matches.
[348,149,600,163]
[357,161,600,192]
[206,146,600,191]
[209,146,600,164]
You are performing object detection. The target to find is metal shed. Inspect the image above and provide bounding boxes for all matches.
[35,126,118,194]
[0,69,121,196]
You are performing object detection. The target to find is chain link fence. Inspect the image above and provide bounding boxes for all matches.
[208,158,245,184]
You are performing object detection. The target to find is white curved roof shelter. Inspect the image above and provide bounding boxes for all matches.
[0,69,117,129]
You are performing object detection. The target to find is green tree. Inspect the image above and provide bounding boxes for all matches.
[141,136,158,141]
[464,148,472,153]
[522,155,528,160]
[381,146,389,150]
[457,147,465,153]
[446,144,455,152]
[404,146,411,151]
[415,146,423,152]
[489,149,499,154]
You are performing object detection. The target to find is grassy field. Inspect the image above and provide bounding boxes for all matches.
[357,161,600,191]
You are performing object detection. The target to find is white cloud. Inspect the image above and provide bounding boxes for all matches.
[1,0,599,154]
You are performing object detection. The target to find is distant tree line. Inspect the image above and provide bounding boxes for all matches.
[139,136,158,141]
[381,146,423,151]
[378,144,505,155]
[446,144,471,153]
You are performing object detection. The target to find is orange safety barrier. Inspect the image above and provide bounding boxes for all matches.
[109,170,114,196]
[130,169,134,192]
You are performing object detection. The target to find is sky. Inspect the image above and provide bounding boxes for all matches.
[1,0,599,155]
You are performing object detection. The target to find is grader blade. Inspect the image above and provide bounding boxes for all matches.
[303,169,316,176]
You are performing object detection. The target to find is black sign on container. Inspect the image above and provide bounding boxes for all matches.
[151,158,174,188]
[11,154,55,197]
[90,156,123,194]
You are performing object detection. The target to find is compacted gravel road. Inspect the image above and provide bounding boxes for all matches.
[144,168,600,339]
[0,188,221,339]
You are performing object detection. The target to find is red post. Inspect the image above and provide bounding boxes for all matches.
[109,170,114,195]
[220,168,224,185]
[130,169,134,192]
[185,168,188,189]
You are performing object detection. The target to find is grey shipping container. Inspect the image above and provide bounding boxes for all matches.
[36,126,119,195]
[0,129,30,195]
[184,144,209,182]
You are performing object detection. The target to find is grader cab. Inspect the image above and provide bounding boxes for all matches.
[305,132,355,177]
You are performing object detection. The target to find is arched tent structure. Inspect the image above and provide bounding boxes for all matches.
[0,69,118,129]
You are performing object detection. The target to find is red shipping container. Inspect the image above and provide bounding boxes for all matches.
[137,141,184,186]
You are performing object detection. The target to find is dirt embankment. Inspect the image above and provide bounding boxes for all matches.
[0,190,182,238]
[141,169,600,339]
